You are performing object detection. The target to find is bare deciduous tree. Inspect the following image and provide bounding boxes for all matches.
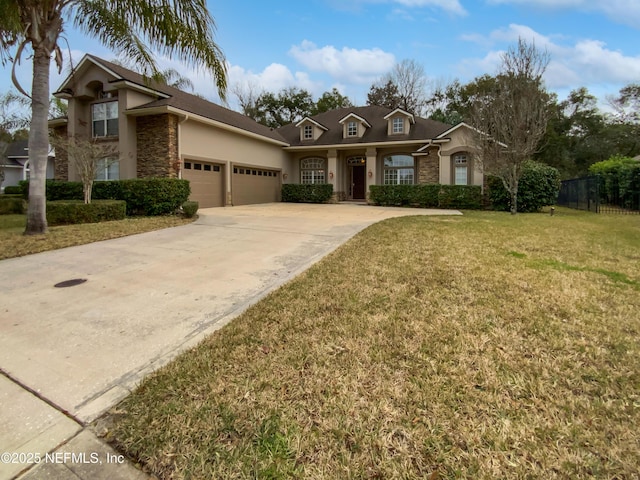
[51,135,118,204]
[469,39,552,214]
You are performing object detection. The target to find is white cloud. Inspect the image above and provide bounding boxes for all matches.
[289,40,396,84]
[459,24,640,90]
[393,0,466,15]
[486,0,640,27]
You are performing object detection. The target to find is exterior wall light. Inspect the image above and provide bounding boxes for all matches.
[283,173,288,180]
[368,169,373,178]
[329,171,334,179]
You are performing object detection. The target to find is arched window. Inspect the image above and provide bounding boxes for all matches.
[300,157,326,184]
[383,154,414,185]
[453,153,469,185]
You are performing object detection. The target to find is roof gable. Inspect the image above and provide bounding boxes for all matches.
[338,113,372,128]
[55,54,287,145]
[383,108,415,124]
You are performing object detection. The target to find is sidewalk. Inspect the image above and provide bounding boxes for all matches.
[1,373,149,479]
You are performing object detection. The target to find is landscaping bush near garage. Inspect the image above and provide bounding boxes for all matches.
[46,200,126,225]
[369,184,482,209]
[488,161,561,213]
[0,195,26,215]
[181,201,199,218]
[282,183,334,203]
[19,178,190,216]
[115,178,190,216]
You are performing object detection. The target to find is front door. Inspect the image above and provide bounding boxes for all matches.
[352,165,366,199]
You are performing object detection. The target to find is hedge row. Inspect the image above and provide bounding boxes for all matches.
[589,155,640,207]
[0,195,25,215]
[369,184,483,209]
[18,178,190,216]
[282,183,334,203]
[3,186,22,195]
[46,200,127,225]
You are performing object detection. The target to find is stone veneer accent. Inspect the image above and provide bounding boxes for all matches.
[417,150,439,184]
[136,114,179,178]
[52,125,68,180]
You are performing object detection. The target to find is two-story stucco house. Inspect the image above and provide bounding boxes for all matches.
[51,54,482,207]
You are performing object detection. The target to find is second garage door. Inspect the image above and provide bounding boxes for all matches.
[182,161,224,208]
[232,166,281,206]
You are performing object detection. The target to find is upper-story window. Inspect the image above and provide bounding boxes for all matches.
[92,101,118,137]
[347,121,358,137]
[303,125,313,140]
[392,117,404,134]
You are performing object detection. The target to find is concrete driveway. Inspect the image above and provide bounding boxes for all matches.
[0,203,460,479]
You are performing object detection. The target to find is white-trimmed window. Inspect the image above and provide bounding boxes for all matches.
[96,157,119,181]
[303,125,313,140]
[347,121,358,137]
[383,154,414,185]
[454,153,468,185]
[92,101,118,137]
[300,157,326,184]
[392,117,404,134]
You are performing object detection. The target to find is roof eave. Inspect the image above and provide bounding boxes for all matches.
[125,106,290,147]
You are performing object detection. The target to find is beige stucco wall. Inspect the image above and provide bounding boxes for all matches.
[439,127,482,186]
[181,120,287,169]
[62,63,160,181]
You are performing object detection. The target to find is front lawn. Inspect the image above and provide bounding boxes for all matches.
[0,214,194,260]
[105,209,640,479]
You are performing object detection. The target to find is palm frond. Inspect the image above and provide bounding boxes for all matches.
[73,0,227,99]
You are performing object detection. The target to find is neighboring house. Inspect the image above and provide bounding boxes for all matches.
[0,139,55,193]
[51,54,482,207]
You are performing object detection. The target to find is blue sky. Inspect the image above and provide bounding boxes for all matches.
[3,0,640,112]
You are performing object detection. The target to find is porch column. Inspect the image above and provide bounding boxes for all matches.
[327,149,338,202]
[365,147,377,203]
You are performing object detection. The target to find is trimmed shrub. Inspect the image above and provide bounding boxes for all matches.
[182,201,199,218]
[3,186,22,195]
[282,184,333,203]
[46,200,126,225]
[488,161,561,213]
[369,184,482,209]
[117,178,190,215]
[0,195,26,214]
[438,185,483,209]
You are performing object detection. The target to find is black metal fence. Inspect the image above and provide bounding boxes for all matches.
[557,176,600,212]
[558,176,640,214]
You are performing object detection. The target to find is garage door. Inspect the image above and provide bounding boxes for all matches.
[182,161,224,208]
[232,166,281,206]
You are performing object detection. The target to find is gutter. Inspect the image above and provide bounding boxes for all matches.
[125,106,290,147]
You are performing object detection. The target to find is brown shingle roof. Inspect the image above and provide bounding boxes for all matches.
[85,55,287,144]
[277,105,452,147]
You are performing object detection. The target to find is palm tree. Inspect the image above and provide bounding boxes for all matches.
[0,0,227,235]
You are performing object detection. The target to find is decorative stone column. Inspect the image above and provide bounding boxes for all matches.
[136,114,179,178]
[327,149,338,202]
[365,147,377,203]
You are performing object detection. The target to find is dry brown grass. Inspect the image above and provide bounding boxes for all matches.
[0,214,194,260]
[105,209,640,479]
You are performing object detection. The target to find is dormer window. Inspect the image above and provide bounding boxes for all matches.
[384,108,414,136]
[339,113,371,139]
[392,117,404,134]
[303,125,313,140]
